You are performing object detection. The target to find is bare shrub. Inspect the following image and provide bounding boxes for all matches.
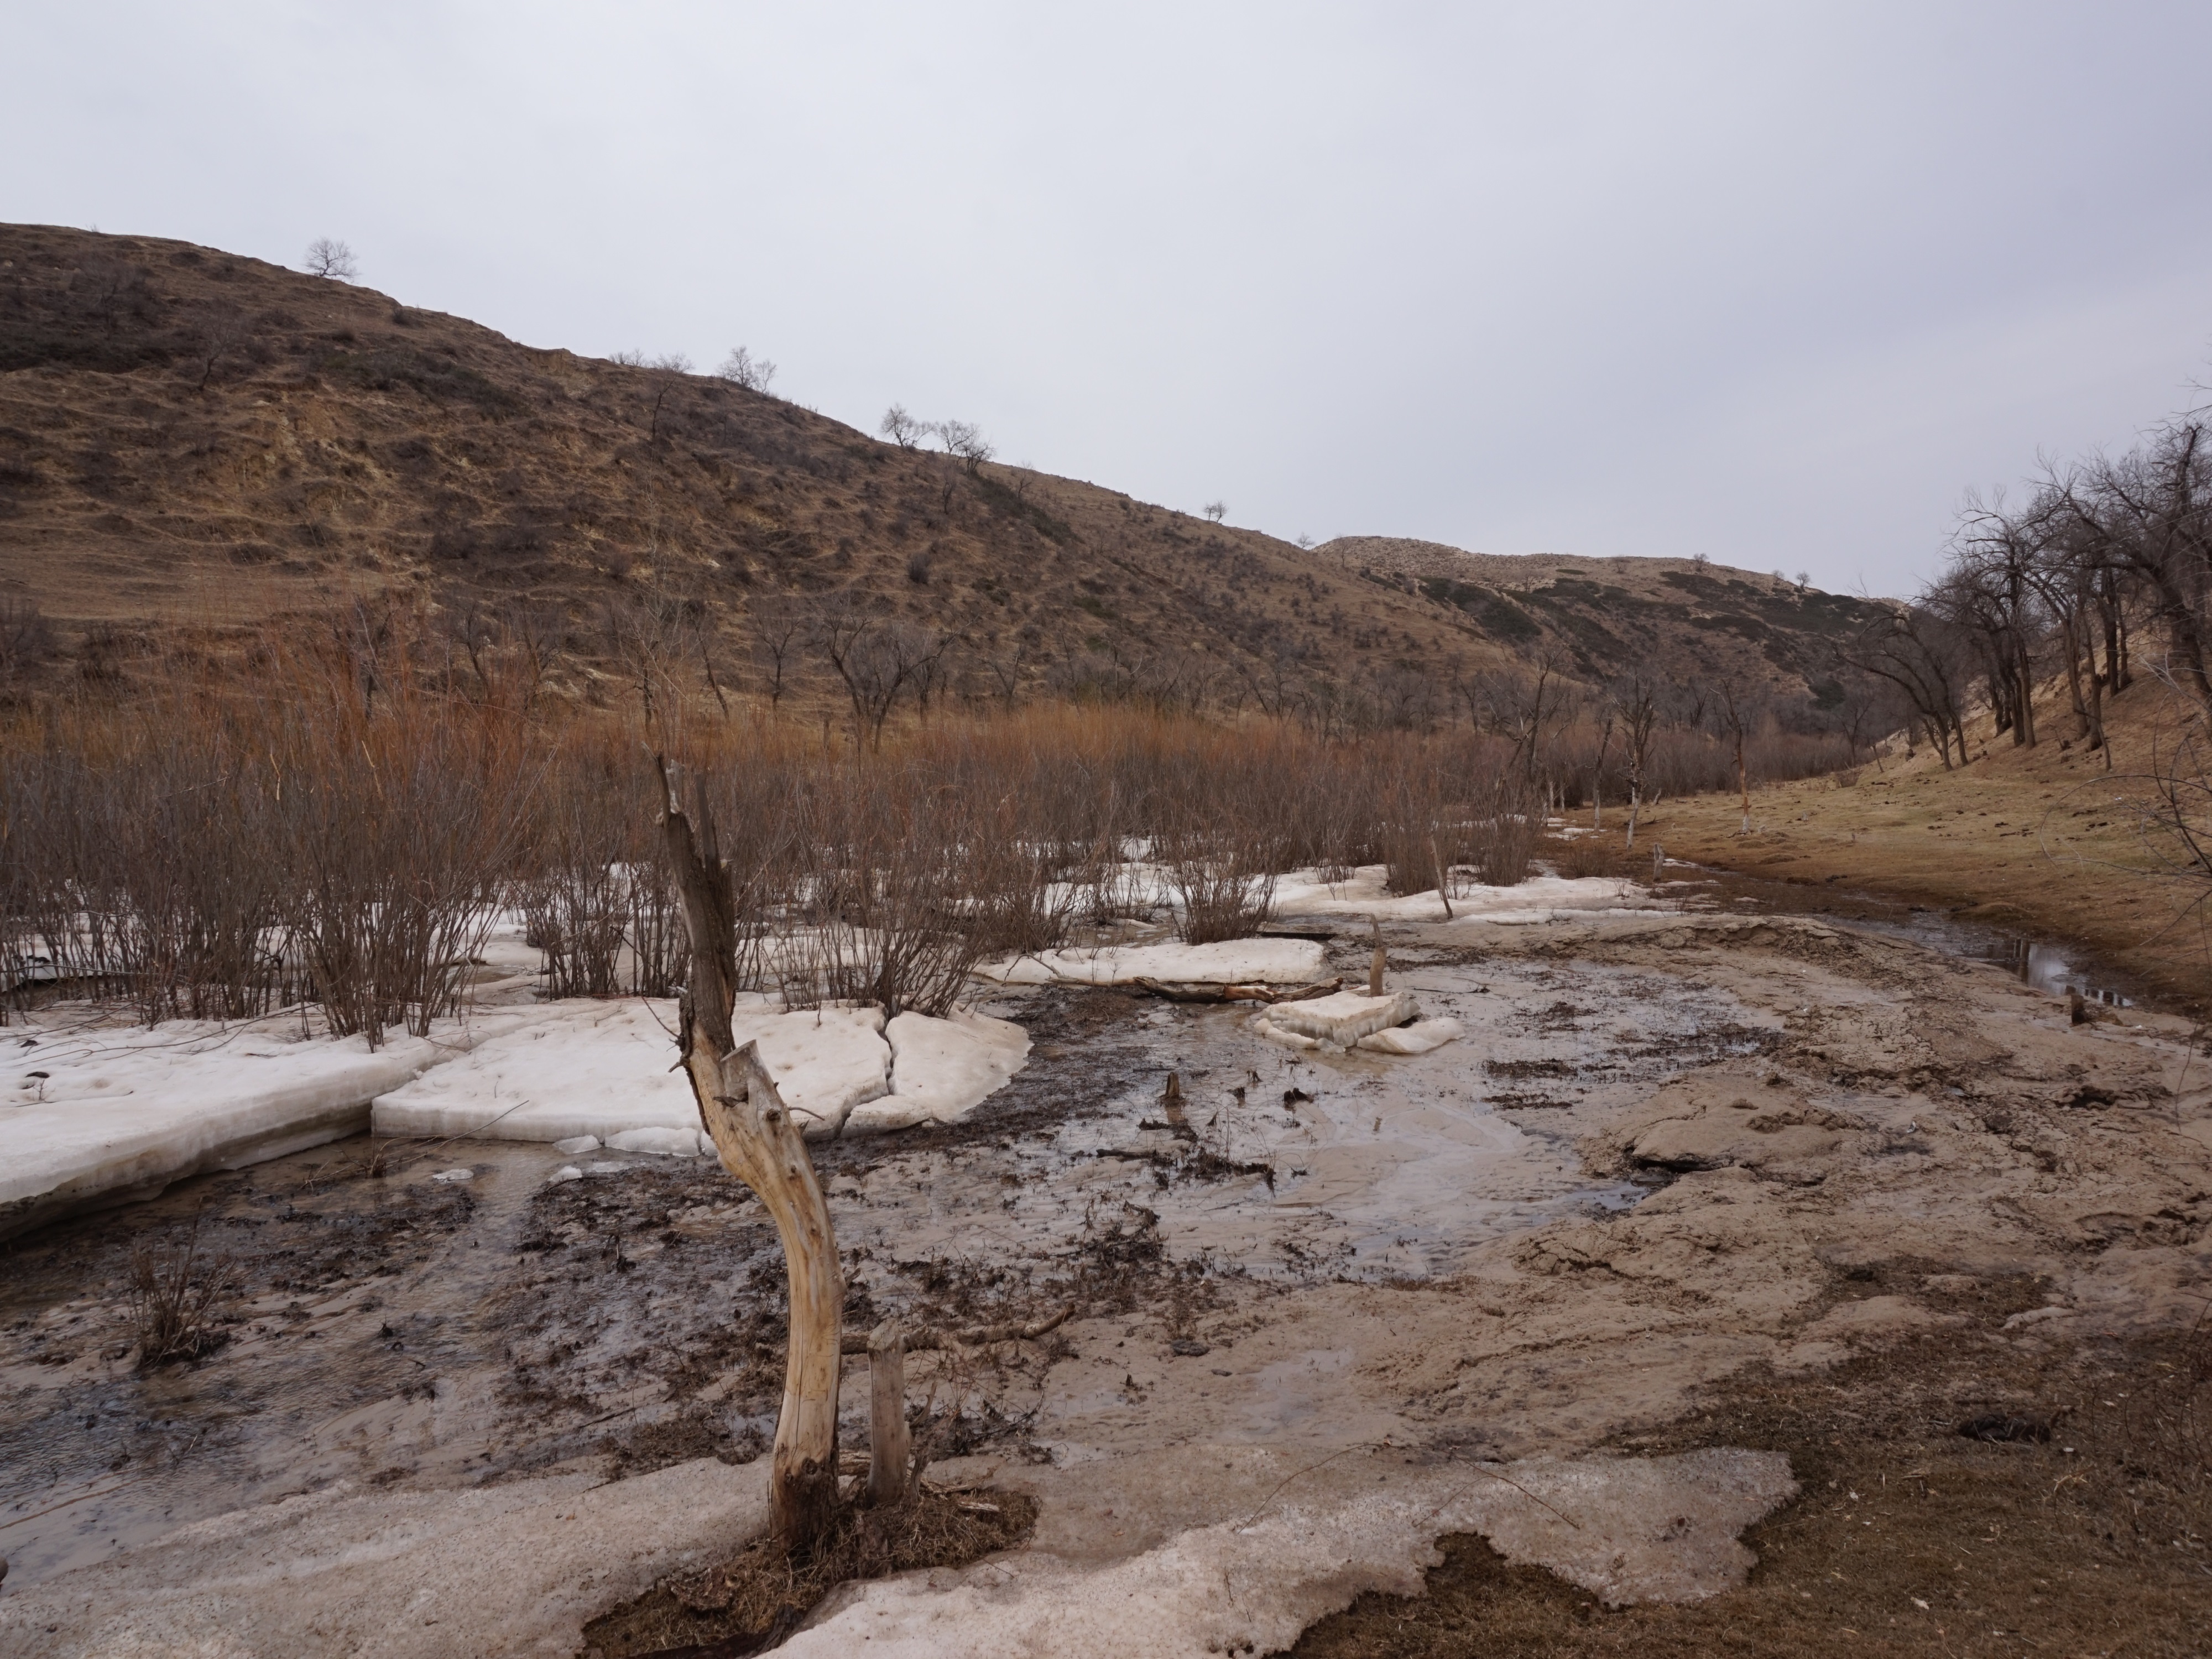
[1376,754,1451,898]
[779,765,1001,1018]
[0,596,56,682]
[131,1227,234,1366]
[1551,833,1625,880]
[1161,828,1279,945]
[1465,778,1538,887]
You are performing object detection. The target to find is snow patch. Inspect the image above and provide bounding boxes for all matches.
[846,1009,1031,1133]
[369,998,891,1143]
[372,995,1026,1146]
[1272,864,1660,924]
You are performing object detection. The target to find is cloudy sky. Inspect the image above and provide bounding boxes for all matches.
[9,2,2209,596]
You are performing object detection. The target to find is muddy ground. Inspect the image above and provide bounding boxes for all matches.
[2,898,2208,1653]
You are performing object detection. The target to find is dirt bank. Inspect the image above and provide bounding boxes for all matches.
[1641,677,2212,1011]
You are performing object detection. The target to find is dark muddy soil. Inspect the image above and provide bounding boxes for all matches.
[581,1485,1040,1658]
[1287,1318,2212,1657]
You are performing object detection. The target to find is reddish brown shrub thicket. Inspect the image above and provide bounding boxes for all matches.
[2,623,1860,1031]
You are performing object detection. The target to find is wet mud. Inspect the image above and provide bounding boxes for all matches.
[4,899,2209,1655]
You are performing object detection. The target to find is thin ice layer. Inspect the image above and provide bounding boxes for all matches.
[978,938,1328,988]
[0,1006,561,1241]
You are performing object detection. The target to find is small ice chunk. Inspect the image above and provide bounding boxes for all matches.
[606,1126,705,1157]
[547,1165,583,1185]
[583,1161,629,1175]
[429,1167,476,1183]
[552,1135,601,1155]
[1265,990,1420,1046]
[1357,1016,1464,1056]
[1251,1016,1320,1052]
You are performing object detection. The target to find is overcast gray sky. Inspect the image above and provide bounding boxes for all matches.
[9,3,2209,597]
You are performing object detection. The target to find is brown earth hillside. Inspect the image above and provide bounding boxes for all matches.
[1318,535,1893,707]
[2,224,1885,715]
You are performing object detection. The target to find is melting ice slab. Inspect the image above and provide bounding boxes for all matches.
[978,938,1329,989]
[370,996,1028,1144]
[0,1007,560,1241]
[1250,989,1464,1055]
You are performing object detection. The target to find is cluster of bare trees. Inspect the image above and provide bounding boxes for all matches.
[878,405,994,468]
[1865,411,2212,768]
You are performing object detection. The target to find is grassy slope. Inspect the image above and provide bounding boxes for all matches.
[1636,675,2212,1010]
[3,224,1882,718]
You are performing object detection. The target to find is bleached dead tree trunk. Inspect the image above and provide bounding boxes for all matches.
[659,763,844,1546]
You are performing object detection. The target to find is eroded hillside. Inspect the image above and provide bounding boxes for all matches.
[2,225,1887,717]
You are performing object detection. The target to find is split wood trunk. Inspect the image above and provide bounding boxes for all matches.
[868,1321,912,1507]
[660,763,844,1547]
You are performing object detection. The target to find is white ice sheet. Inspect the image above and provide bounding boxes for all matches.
[1,1006,561,1240]
[977,938,1328,988]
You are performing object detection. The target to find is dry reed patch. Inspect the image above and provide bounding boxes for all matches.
[581,1485,1039,1657]
[127,1224,234,1367]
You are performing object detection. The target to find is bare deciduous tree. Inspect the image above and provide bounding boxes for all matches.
[190,305,251,393]
[748,594,808,711]
[815,601,946,748]
[933,419,994,471]
[1613,673,1661,847]
[879,404,926,449]
[716,346,776,394]
[304,238,358,281]
[1203,501,1226,524]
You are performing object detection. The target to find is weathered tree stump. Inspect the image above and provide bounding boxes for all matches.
[660,762,843,1548]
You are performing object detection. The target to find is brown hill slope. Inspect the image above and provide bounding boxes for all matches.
[1,225,1884,717]
[1317,536,1893,707]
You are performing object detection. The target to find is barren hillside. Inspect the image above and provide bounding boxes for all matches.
[1318,536,1892,706]
[2,225,1885,715]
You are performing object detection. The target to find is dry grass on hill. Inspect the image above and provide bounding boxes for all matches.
[2,224,1890,726]
[1634,674,2212,1009]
